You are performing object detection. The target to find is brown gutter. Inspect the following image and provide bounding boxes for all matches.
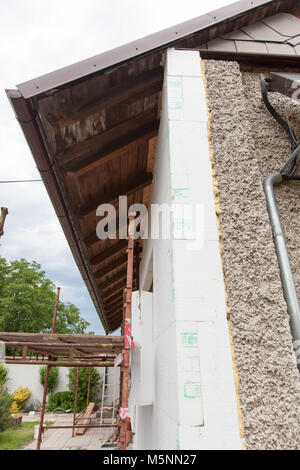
[6,89,110,333]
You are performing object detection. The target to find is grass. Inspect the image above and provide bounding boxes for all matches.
[0,421,51,450]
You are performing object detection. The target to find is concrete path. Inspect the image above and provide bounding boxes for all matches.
[23,413,116,450]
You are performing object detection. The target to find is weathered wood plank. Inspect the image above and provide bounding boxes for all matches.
[56,109,157,164]
[50,68,163,127]
[90,240,128,266]
[65,120,159,177]
[76,403,95,435]
[94,254,128,279]
[77,172,152,218]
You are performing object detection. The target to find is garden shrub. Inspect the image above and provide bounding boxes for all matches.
[0,365,9,392]
[47,391,74,412]
[10,386,31,413]
[39,366,59,394]
[0,391,13,431]
[68,368,100,412]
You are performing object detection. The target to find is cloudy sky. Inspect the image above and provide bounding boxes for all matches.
[0,0,233,334]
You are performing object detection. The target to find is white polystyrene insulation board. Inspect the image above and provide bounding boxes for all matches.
[131,291,154,407]
[133,49,242,449]
[166,48,241,449]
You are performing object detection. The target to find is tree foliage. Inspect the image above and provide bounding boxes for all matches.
[0,365,9,392]
[68,368,101,412]
[0,257,89,334]
[47,391,74,412]
[40,366,59,395]
[0,391,13,431]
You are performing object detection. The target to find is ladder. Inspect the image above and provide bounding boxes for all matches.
[100,367,117,426]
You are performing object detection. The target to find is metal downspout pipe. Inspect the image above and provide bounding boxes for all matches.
[264,145,300,371]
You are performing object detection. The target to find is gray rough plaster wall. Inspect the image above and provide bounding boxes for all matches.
[204,60,300,450]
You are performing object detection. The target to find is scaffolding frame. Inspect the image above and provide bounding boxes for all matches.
[0,217,136,450]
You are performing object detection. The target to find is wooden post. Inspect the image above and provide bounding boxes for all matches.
[72,367,80,437]
[51,287,61,334]
[36,287,60,450]
[86,367,92,407]
[72,322,84,437]
[0,207,8,238]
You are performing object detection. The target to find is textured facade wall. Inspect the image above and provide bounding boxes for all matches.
[204,59,300,450]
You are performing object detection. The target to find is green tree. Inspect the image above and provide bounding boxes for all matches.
[0,365,9,392]
[0,257,89,334]
[0,391,13,431]
[68,368,100,412]
[40,366,59,395]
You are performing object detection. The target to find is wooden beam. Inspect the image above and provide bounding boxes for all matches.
[104,287,124,302]
[77,172,152,218]
[65,120,159,177]
[102,280,127,298]
[85,216,128,247]
[94,255,128,279]
[22,346,28,360]
[51,68,163,127]
[76,403,95,435]
[103,279,136,301]
[103,292,123,307]
[56,109,157,165]
[4,341,118,350]
[5,359,115,367]
[0,332,123,344]
[106,307,122,319]
[108,319,122,331]
[99,267,136,291]
[90,240,127,266]
[98,268,128,291]
[105,298,123,312]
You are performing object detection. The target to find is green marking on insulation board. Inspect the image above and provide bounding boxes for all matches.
[173,218,193,232]
[169,100,184,110]
[181,333,198,348]
[184,381,202,399]
[173,187,189,199]
[176,439,180,450]
[170,249,174,264]
[168,78,182,88]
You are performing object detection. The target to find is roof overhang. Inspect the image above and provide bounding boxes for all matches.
[6,0,300,333]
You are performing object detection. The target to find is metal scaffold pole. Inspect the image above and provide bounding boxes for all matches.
[36,287,60,450]
[72,322,85,437]
[118,215,135,450]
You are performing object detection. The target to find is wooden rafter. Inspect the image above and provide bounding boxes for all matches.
[103,297,123,313]
[94,254,128,279]
[106,307,122,320]
[56,109,157,165]
[98,268,128,291]
[84,214,130,247]
[103,277,136,301]
[90,240,128,266]
[77,172,153,218]
[50,68,163,128]
[65,120,159,177]
[103,292,123,307]
[104,287,125,302]
[102,280,127,298]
